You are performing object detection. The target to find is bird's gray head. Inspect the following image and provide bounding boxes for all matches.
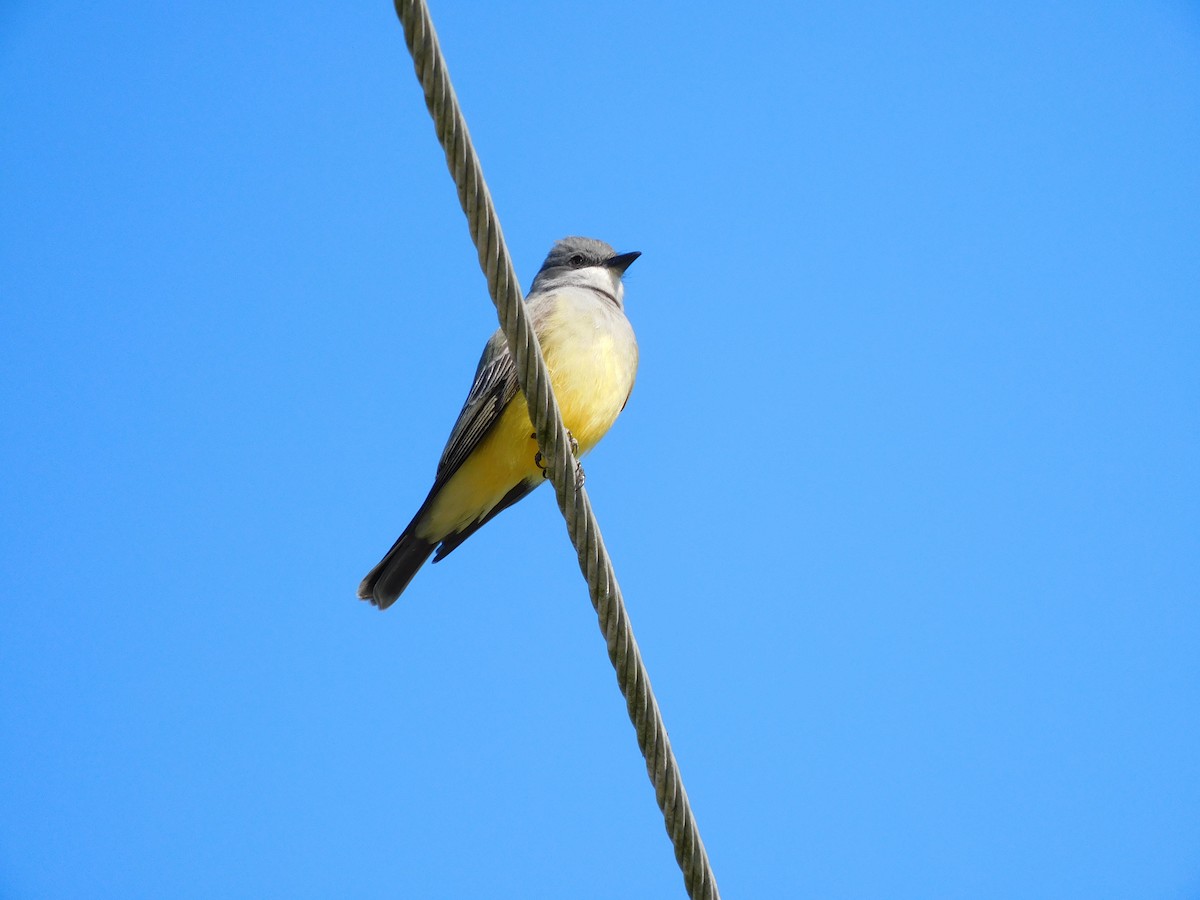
[529,236,640,307]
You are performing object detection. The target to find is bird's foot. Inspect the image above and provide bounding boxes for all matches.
[531,431,583,484]
[566,432,584,486]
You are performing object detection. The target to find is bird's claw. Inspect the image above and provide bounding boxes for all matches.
[532,431,583,485]
[566,432,583,486]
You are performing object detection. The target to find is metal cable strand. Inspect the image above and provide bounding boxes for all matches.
[392,2,719,896]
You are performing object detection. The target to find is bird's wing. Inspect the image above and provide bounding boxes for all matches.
[432,330,520,492]
[432,478,535,561]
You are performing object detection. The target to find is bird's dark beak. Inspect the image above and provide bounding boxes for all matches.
[605,251,641,275]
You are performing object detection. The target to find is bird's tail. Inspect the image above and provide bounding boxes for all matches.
[357,527,436,610]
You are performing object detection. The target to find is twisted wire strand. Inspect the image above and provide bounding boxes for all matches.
[393,2,719,897]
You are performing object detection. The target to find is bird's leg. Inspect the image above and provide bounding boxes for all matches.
[567,432,585,487]
[532,433,548,476]
[532,431,585,487]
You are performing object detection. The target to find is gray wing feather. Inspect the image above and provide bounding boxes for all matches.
[432,330,520,491]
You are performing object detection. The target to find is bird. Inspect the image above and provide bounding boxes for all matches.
[358,236,641,609]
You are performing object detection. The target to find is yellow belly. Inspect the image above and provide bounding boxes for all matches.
[418,399,540,539]
[418,300,636,540]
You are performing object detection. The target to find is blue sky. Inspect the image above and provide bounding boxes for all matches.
[2,2,1199,897]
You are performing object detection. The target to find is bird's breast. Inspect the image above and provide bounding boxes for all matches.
[535,292,638,454]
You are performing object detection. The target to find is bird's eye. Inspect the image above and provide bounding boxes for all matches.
[567,253,586,268]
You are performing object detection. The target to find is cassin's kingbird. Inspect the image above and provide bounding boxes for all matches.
[358,236,640,609]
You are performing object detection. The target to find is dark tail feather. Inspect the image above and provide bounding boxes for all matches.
[432,481,536,562]
[357,529,436,610]
[359,480,537,608]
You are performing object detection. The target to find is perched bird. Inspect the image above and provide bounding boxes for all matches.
[358,236,641,609]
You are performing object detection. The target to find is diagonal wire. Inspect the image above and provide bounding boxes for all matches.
[391,1,720,896]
